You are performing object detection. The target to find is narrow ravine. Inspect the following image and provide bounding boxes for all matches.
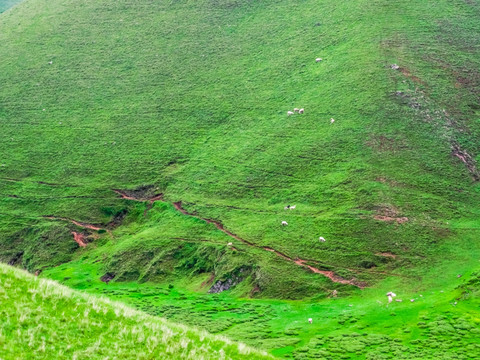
[114,189,364,288]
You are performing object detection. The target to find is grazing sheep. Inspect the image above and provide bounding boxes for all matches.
[388,295,393,304]
[282,221,288,226]
[227,242,233,246]
[410,299,415,302]
[332,289,338,297]
[284,205,290,210]
[319,237,326,242]
[48,61,53,65]
[391,64,399,70]
[395,299,403,302]
[299,108,304,114]
[457,274,462,278]
[287,111,294,116]
[316,58,322,62]
[294,108,300,113]
[308,318,313,324]
[330,118,335,124]
[386,291,396,297]
[289,205,296,210]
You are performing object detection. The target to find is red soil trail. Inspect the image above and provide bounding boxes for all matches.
[113,189,364,288]
[43,216,104,231]
[71,231,87,247]
[43,216,112,248]
[172,201,256,246]
[264,247,363,287]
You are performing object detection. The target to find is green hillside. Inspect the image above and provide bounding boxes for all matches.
[0,263,271,359]
[1,0,480,357]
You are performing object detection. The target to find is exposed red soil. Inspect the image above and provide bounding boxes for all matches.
[374,215,409,224]
[173,201,256,247]
[376,252,397,259]
[263,247,363,287]
[43,216,104,231]
[451,143,480,181]
[399,67,426,86]
[72,231,87,247]
[114,189,364,288]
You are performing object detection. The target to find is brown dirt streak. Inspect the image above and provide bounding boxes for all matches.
[376,252,397,259]
[44,216,104,231]
[113,190,363,288]
[71,231,87,247]
[399,67,427,85]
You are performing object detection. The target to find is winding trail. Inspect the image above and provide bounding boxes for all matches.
[114,189,364,288]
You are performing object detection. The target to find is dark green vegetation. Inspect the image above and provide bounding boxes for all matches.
[0,264,271,359]
[0,0,479,358]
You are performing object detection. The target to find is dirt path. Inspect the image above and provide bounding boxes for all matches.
[114,189,364,288]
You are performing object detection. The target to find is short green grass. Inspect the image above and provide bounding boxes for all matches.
[1,0,480,358]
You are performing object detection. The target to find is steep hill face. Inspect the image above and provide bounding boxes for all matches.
[0,263,270,359]
[1,0,479,299]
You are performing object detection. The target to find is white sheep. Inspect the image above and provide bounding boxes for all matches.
[387,295,393,304]
[316,58,322,63]
[48,61,53,65]
[289,205,296,210]
[287,111,294,116]
[227,242,233,246]
[308,318,313,324]
[299,108,304,114]
[386,291,396,297]
[391,64,399,70]
[410,299,415,302]
[294,108,299,113]
[395,299,403,302]
[319,237,326,242]
[330,118,335,124]
[281,221,288,226]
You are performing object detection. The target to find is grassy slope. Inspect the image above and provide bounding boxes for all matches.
[1,0,480,358]
[0,263,271,360]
